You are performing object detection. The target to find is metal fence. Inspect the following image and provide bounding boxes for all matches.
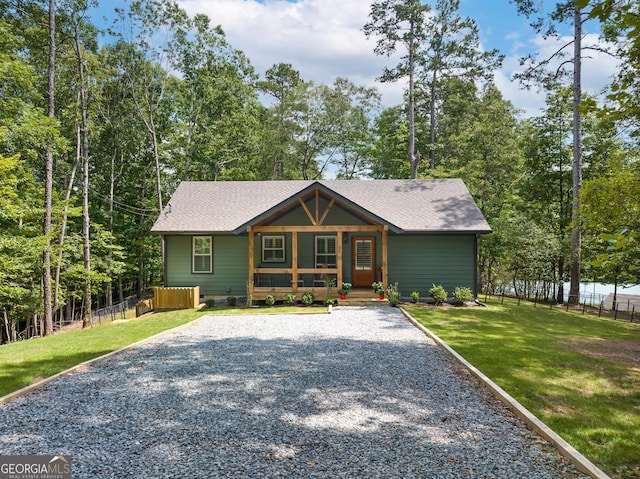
[92,296,139,325]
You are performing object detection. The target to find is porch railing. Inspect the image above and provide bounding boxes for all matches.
[253,268,338,290]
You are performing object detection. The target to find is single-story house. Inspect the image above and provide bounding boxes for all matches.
[150,179,491,302]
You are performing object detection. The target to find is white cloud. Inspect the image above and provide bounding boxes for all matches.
[179,0,406,105]
[178,0,620,118]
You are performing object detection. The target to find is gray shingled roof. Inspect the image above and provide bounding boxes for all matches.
[150,179,492,235]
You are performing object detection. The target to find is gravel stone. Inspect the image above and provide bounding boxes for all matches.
[0,307,589,478]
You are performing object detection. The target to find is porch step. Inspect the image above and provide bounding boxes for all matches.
[336,297,389,307]
[335,289,389,306]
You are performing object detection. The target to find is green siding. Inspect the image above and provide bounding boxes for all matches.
[165,232,477,299]
[271,199,367,226]
[388,235,476,298]
[165,235,248,296]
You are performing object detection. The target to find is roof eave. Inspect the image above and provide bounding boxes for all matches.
[400,228,493,235]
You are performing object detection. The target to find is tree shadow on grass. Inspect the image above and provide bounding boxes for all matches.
[0,350,114,398]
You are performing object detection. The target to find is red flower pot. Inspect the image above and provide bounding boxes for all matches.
[379,294,385,300]
[340,294,346,300]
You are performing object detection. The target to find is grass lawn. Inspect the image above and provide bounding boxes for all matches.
[403,297,640,479]
[0,303,328,399]
[0,308,212,398]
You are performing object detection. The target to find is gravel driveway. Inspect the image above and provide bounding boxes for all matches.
[0,307,587,478]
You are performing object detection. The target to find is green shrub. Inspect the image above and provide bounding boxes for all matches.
[265,294,276,307]
[452,287,474,305]
[387,282,400,307]
[205,298,216,308]
[301,291,315,305]
[284,293,297,305]
[429,284,447,306]
[410,291,420,303]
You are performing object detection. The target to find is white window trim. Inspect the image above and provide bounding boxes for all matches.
[262,235,286,263]
[315,235,337,267]
[192,236,212,274]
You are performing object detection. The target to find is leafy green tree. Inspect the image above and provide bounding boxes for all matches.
[291,81,330,180]
[166,11,261,181]
[511,0,606,303]
[435,81,523,220]
[0,16,66,336]
[258,63,307,179]
[368,106,411,178]
[323,78,381,179]
[0,146,44,341]
[519,87,573,301]
[579,0,640,135]
[482,209,560,299]
[519,85,628,302]
[416,0,502,171]
[582,165,640,306]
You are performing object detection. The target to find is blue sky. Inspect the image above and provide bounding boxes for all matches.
[90,0,618,117]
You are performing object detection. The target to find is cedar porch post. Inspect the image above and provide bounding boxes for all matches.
[247,227,254,306]
[292,231,298,293]
[336,229,343,287]
[382,225,388,288]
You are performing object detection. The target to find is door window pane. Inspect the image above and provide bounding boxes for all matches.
[355,239,373,271]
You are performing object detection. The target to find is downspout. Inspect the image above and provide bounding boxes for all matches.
[382,226,389,289]
[474,234,479,299]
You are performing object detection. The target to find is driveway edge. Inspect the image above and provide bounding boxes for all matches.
[0,314,212,407]
[400,307,611,479]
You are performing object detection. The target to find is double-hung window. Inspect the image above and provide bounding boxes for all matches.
[315,235,336,267]
[192,236,212,273]
[262,235,285,262]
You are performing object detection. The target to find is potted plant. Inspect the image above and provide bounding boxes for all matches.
[410,291,420,303]
[371,281,385,298]
[338,282,352,299]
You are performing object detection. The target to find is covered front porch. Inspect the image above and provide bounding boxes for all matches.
[247,224,389,303]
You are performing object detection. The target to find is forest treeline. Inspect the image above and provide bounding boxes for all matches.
[1,0,639,342]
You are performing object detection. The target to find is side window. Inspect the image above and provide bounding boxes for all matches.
[192,236,212,273]
[262,235,285,262]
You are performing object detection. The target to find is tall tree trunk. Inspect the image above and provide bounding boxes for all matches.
[429,68,437,170]
[42,0,56,336]
[105,150,121,308]
[71,4,92,328]
[3,308,9,344]
[130,81,165,281]
[54,125,80,314]
[408,24,417,178]
[569,6,583,305]
[556,257,565,304]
